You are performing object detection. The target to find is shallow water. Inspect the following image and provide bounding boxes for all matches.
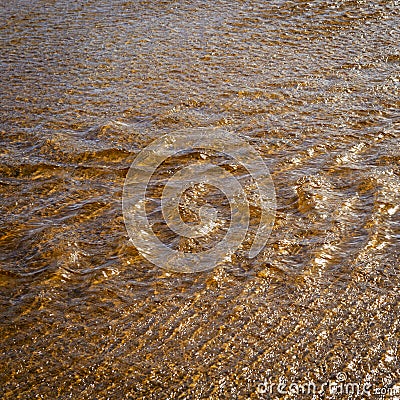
[1,0,399,399]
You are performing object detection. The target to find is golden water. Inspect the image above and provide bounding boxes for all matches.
[1,0,399,398]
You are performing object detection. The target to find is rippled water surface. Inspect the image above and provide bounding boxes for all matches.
[1,0,399,398]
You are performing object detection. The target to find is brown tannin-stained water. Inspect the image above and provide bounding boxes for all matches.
[1,0,399,399]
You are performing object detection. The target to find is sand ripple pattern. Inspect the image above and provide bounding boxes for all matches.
[0,0,399,399]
